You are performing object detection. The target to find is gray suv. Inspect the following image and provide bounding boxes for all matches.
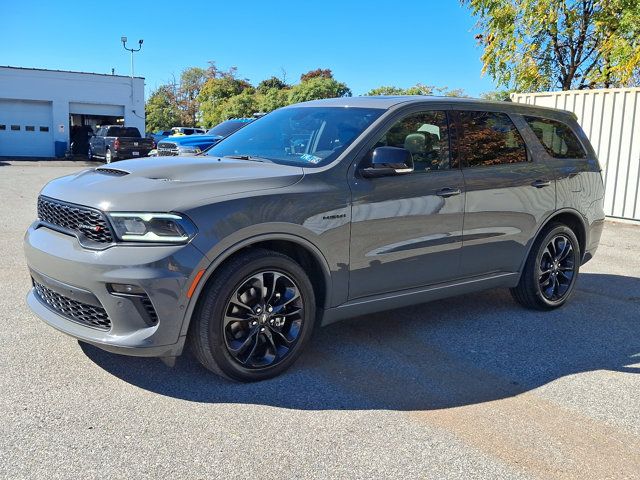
[24,97,605,382]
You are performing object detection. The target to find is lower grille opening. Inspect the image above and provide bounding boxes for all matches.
[140,295,159,325]
[33,280,111,330]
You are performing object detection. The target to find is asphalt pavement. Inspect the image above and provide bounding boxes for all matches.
[1,161,639,479]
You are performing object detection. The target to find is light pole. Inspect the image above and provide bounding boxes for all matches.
[121,36,143,77]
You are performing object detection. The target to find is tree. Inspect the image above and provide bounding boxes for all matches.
[198,70,254,127]
[257,76,289,93]
[258,88,291,112]
[300,68,334,82]
[145,85,181,132]
[480,90,514,101]
[365,84,468,97]
[462,0,640,91]
[288,77,351,103]
[177,67,208,126]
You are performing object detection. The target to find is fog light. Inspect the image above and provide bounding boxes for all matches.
[109,283,145,295]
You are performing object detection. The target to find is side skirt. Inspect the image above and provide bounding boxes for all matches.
[320,272,519,326]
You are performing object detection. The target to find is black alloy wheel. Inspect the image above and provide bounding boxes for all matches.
[190,248,315,382]
[511,223,581,310]
[223,271,304,369]
[538,234,576,301]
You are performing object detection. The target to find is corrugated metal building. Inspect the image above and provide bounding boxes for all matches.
[512,88,640,222]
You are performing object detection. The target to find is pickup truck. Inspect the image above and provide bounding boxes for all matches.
[156,119,253,156]
[88,126,154,163]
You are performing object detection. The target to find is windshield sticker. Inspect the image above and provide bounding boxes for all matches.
[300,153,322,164]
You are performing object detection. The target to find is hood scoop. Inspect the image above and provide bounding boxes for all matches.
[95,167,130,176]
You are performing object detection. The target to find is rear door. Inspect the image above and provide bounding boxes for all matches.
[348,108,465,299]
[454,109,556,277]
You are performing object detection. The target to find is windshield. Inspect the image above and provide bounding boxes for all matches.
[207,120,250,138]
[206,107,384,167]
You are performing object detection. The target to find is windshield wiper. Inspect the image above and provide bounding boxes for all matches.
[223,154,272,163]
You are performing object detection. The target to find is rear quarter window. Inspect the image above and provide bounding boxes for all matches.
[524,116,586,159]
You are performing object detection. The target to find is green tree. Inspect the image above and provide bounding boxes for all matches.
[145,85,181,132]
[462,0,640,91]
[258,88,291,112]
[198,73,253,127]
[178,67,208,126]
[480,90,514,101]
[288,76,351,103]
[257,76,289,93]
[365,84,467,97]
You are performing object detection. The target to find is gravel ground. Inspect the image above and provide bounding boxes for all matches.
[1,162,639,480]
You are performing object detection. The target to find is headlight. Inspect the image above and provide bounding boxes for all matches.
[177,146,201,155]
[108,212,197,243]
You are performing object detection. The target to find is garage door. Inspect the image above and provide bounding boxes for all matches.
[0,99,54,157]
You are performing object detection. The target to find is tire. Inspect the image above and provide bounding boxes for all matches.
[511,223,581,310]
[189,248,316,382]
[105,148,113,164]
[87,146,93,161]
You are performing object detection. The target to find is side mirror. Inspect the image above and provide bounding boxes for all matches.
[361,146,414,178]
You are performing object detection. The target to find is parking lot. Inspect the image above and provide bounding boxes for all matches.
[1,161,639,479]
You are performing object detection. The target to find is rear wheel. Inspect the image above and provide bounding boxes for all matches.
[511,223,581,310]
[190,249,316,382]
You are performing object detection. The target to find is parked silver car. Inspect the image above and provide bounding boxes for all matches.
[24,97,604,381]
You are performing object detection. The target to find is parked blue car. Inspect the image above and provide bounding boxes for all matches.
[156,119,254,156]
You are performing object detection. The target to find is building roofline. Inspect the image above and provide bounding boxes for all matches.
[0,65,144,80]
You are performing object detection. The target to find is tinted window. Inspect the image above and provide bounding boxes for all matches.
[457,111,527,167]
[11,125,20,131]
[39,126,49,132]
[371,111,451,171]
[183,129,194,135]
[26,126,35,131]
[207,107,383,168]
[207,120,250,138]
[106,127,141,137]
[524,116,586,158]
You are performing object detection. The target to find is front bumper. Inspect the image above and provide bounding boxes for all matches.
[24,223,206,357]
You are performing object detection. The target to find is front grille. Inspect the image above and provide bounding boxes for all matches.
[33,280,111,330]
[37,196,113,243]
[157,142,178,156]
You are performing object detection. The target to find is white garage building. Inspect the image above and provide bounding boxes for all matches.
[0,66,145,158]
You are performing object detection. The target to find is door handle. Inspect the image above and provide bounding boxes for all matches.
[531,179,551,188]
[436,187,462,198]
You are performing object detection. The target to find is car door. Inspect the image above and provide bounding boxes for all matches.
[92,128,104,155]
[454,109,556,277]
[348,109,465,299]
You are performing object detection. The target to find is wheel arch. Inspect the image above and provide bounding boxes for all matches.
[180,233,333,338]
[518,208,588,276]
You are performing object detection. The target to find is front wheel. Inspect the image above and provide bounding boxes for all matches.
[190,249,316,382]
[87,146,93,160]
[511,223,581,310]
[105,148,113,163]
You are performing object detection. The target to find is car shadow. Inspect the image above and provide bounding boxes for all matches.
[80,272,640,410]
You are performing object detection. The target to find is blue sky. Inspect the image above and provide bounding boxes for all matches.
[1,0,498,97]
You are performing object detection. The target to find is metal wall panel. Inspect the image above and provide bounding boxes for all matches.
[512,88,640,221]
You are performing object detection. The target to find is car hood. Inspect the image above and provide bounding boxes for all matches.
[160,135,222,147]
[40,156,304,212]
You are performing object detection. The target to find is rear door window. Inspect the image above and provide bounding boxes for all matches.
[524,116,586,158]
[456,111,528,167]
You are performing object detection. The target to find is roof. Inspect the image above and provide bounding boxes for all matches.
[290,95,574,116]
[0,65,144,80]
